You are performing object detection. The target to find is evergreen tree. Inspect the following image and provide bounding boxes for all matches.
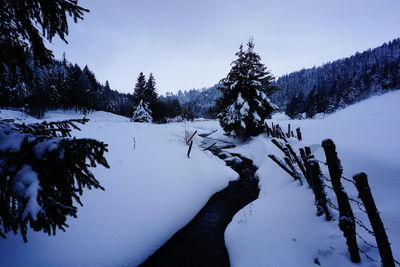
[131,100,152,122]
[182,106,195,121]
[0,0,88,79]
[0,0,112,242]
[145,73,158,106]
[286,92,305,119]
[133,72,147,105]
[217,40,277,138]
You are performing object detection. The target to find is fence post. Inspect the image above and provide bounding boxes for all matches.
[299,148,312,188]
[285,144,306,184]
[186,130,197,145]
[322,139,360,263]
[187,140,193,158]
[266,123,271,137]
[268,155,297,181]
[203,142,216,152]
[353,173,395,267]
[296,127,302,141]
[308,158,332,221]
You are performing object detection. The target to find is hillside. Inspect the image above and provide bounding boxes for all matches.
[196,91,400,266]
[0,91,398,266]
[169,38,400,119]
[273,38,400,117]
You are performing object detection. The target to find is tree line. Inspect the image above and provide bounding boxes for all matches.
[0,52,194,122]
[274,38,400,118]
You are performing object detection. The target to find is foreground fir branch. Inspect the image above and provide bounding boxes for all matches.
[0,118,109,242]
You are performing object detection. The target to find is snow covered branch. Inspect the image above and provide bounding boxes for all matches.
[0,118,109,242]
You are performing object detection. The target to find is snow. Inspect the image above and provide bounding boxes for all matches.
[132,100,152,122]
[252,111,261,122]
[236,92,245,105]
[0,110,237,266]
[239,101,249,116]
[222,90,400,266]
[12,165,42,220]
[271,111,290,120]
[33,139,61,158]
[0,90,399,266]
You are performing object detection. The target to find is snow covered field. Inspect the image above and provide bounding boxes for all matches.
[0,91,399,266]
[216,91,399,267]
[0,110,237,266]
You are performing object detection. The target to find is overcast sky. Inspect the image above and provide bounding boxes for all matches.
[51,0,400,94]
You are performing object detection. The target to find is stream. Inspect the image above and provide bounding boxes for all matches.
[140,133,260,267]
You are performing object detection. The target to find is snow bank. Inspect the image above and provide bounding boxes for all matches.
[0,110,237,266]
[223,91,400,266]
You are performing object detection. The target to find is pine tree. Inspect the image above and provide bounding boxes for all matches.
[131,100,152,122]
[286,92,305,119]
[0,0,113,242]
[145,73,158,106]
[0,0,88,78]
[217,40,278,139]
[133,72,147,105]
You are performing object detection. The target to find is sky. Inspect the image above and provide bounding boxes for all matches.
[51,0,400,94]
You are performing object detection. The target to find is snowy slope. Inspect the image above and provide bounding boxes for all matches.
[221,91,400,266]
[0,110,238,266]
[0,91,398,267]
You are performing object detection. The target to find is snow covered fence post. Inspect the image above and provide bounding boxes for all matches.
[299,148,313,188]
[286,144,306,185]
[271,122,275,136]
[268,155,298,180]
[276,125,287,142]
[321,139,360,263]
[283,157,302,185]
[269,139,302,183]
[265,123,272,137]
[353,173,395,267]
[271,139,288,157]
[307,157,332,221]
[296,127,302,141]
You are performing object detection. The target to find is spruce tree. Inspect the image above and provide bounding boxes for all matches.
[286,92,305,119]
[217,40,277,139]
[131,100,152,122]
[133,72,147,105]
[0,0,88,78]
[145,73,158,106]
[0,0,113,242]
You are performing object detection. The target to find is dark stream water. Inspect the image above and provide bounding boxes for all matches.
[140,134,259,267]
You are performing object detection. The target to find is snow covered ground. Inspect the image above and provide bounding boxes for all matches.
[0,90,399,266]
[189,91,400,267]
[0,109,237,266]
